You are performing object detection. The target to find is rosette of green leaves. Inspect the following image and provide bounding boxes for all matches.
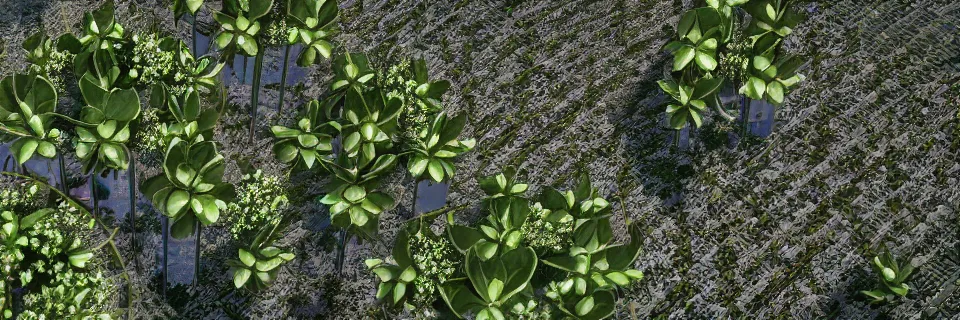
[438,246,538,320]
[739,54,804,105]
[140,138,235,239]
[536,175,644,319]
[172,0,205,23]
[149,84,221,144]
[861,249,914,304]
[318,153,398,234]
[541,225,643,319]
[743,0,803,39]
[73,74,141,173]
[407,112,475,183]
[705,0,750,43]
[214,0,274,57]
[448,170,531,261]
[657,77,722,129]
[364,223,418,307]
[0,74,61,165]
[330,53,376,92]
[270,99,339,169]
[78,2,124,49]
[477,167,529,199]
[341,87,402,167]
[408,58,452,111]
[229,213,295,291]
[668,8,723,72]
[286,0,339,66]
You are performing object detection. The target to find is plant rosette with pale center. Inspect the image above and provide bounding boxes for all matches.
[141,138,235,239]
[407,112,475,183]
[286,0,339,66]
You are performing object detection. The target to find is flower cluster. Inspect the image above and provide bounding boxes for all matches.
[383,60,433,142]
[129,34,177,87]
[408,230,457,311]
[227,170,288,241]
[520,202,574,254]
[132,107,167,164]
[26,49,74,92]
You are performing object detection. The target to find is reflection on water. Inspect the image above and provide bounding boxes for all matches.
[415,179,449,214]
[747,100,775,138]
[165,229,197,287]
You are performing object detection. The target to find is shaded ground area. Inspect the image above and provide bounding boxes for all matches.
[1,0,959,319]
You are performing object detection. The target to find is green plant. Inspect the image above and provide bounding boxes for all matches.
[0,183,117,319]
[367,169,645,320]
[861,249,914,304]
[331,53,376,92]
[22,33,80,91]
[149,84,221,145]
[214,0,274,58]
[270,99,339,170]
[77,1,124,49]
[140,138,235,239]
[172,0,205,23]
[0,74,61,165]
[228,212,295,291]
[72,74,141,173]
[657,77,722,129]
[440,245,538,319]
[659,0,805,131]
[406,112,475,183]
[340,87,403,168]
[318,153,398,235]
[286,0,339,66]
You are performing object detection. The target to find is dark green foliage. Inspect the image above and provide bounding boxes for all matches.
[367,169,645,319]
[660,0,805,130]
[0,74,61,165]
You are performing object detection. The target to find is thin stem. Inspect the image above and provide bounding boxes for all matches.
[90,174,99,218]
[128,151,139,271]
[241,56,249,85]
[249,51,265,144]
[162,215,168,298]
[277,44,291,124]
[194,220,201,288]
[336,229,346,275]
[58,151,67,194]
[412,178,420,217]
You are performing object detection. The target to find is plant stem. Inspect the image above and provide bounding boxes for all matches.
[162,215,168,298]
[128,153,139,271]
[741,98,750,139]
[249,51,265,144]
[277,44,291,124]
[90,174,99,218]
[241,56,248,85]
[58,151,67,193]
[336,229,346,275]
[194,220,201,288]
[412,178,420,217]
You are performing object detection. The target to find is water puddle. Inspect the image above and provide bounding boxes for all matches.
[747,100,775,138]
[415,179,449,214]
[165,228,198,287]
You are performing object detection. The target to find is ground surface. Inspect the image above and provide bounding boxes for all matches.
[1,0,960,319]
